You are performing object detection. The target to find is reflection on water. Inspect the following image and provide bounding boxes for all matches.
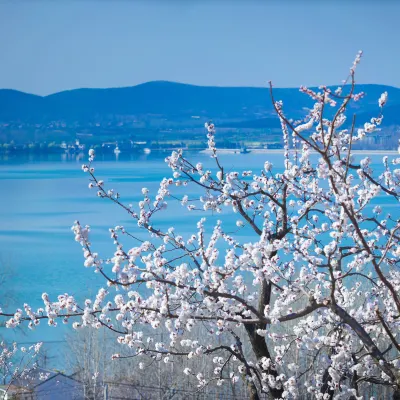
[0,150,182,165]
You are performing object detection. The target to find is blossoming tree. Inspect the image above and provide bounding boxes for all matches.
[2,52,400,399]
[0,341,42,389]
[0,264,43,390]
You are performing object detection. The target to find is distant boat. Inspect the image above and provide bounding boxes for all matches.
[240,147,251,154]
[143,148,151,154]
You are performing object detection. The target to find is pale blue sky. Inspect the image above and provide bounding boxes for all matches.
[0,0,399,95]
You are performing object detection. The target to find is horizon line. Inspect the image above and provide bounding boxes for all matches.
[1,80,399,97]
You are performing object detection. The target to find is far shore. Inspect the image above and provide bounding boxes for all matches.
[200,148,399,155]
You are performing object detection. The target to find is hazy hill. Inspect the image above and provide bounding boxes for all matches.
[1,81,399,127]
[0,89,44,122]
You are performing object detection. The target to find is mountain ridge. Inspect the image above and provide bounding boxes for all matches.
[1,81,400,127]
[2,80,399,98]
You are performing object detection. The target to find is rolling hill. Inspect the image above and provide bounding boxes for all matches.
[1,81,399,127]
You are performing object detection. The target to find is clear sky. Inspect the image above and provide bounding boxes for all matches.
[0,0,399,95]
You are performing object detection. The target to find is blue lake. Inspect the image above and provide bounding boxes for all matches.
[0,150,397,368]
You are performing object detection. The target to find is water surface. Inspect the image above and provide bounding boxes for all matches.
[0,151,395,368]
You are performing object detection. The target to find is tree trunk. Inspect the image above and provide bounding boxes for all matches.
[348,354,359,400]
[320,368,334,400]
[242,277,284,399]
[248,380,260,400]
[245,323,284,399]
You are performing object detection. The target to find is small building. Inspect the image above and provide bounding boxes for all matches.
[0,386,8,400]
[9,369,84,400]
[0,385,33,399]
[28,373,84,400]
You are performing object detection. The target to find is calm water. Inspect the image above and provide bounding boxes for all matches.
[0,151,397,368]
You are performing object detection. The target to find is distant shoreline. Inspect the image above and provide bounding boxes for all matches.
[200,149,399,155]
[0,148,397,158]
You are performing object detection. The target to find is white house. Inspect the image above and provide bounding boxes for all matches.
[0,387,7,400]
